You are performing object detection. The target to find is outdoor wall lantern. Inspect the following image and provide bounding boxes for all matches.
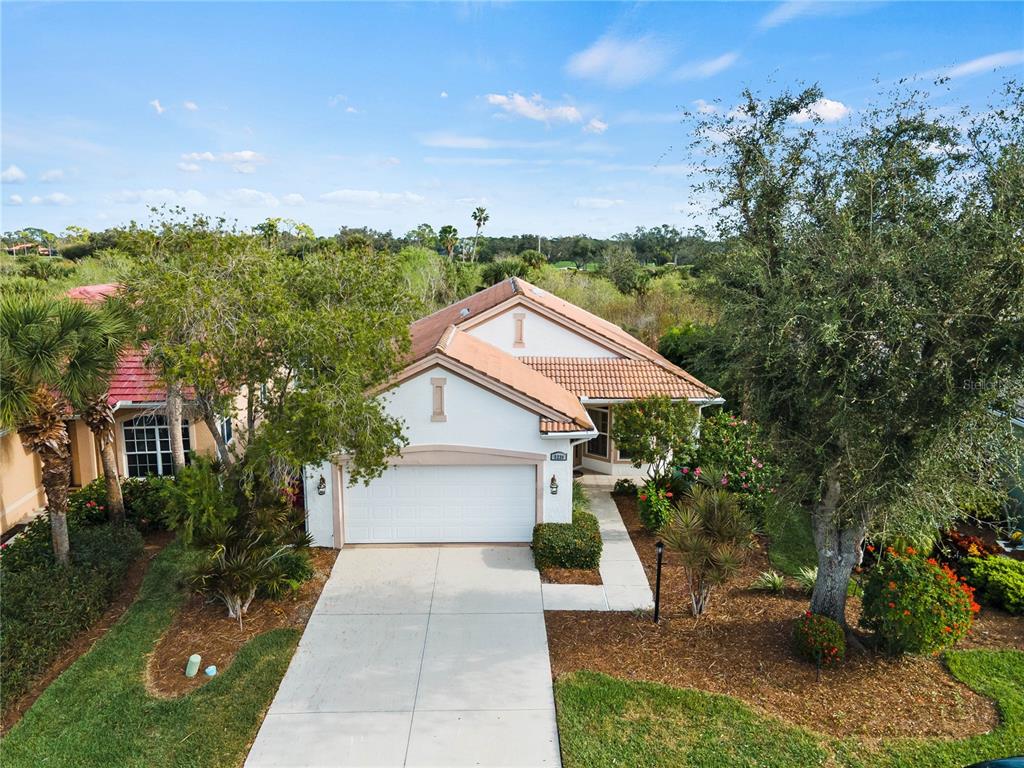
[317,474,327,496]
[549,474,559,495]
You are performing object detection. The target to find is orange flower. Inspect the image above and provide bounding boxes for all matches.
[888,602,896,608]
[903,609,911,616]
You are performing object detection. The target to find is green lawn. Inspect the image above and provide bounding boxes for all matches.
[556,650,1024,768]
[0,543,298,768]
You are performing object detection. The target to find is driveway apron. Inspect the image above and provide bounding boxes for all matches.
[246,545,561,768]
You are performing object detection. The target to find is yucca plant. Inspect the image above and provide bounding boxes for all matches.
[795,566,819,594]
[660,484,754,616]
[752,570,786,593]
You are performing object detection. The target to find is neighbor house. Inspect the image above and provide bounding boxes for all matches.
[304,277,721,547]
[0,284,234,534]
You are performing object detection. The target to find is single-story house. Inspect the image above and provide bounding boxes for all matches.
[0,284,234,534]
[304,277,721,547]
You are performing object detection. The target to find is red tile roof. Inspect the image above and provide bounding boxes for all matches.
[67,284,168,407]
[436,327,593,430]
[408,280,517,362]
[520,357,718,400]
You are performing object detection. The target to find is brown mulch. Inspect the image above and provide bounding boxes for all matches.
[0,531,175,734]
[545,495,1024,740]
[541,566,602,585]
[145,547,338,698]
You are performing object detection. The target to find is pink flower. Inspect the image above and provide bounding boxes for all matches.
[742,482,749,489]
[694,467,702,475]
[721,477,728,485]
[740,472,747,479]
[682,467,690,474]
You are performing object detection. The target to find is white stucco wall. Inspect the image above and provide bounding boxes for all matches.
[466,306,619,359]
[305,365,576,546]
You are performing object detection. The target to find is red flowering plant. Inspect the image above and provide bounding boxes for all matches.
[637,482,674,532]
[793,611,846,667]
[67,478,109,525]
[941,529,1001,563]
[861,546,979,656]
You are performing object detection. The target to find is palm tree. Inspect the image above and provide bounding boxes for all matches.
[438,225,459,259]
[470,207,489,262]
[660,480,753,616]
[78,300,132,523]
[0,295,120,562]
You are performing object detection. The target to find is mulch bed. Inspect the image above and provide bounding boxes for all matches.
[0,530,175,734]
[545,495,1024,739]
[145,547,338,698]
[541,566,602,585]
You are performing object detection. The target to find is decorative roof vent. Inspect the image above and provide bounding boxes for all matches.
[459,307,471,318]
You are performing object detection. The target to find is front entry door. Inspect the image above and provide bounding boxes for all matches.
[573,442,583,468]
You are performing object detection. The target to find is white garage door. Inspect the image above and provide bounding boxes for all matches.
[345,464,536,544]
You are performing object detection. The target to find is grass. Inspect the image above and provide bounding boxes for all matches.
[0,543,298,768]
[556,649,1024,768]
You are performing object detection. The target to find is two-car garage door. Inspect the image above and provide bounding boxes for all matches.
[344,464,537,544]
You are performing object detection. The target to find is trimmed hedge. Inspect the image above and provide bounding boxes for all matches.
[965,556,1024,615]
[0,523,144,710]
[532,509,602,570]
[68,476,174,531]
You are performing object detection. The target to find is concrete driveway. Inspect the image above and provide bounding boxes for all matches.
[246,546,561,768]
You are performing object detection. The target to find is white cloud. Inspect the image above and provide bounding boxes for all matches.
[345,106,359,114]
[40,169,65,182]
[674,52,739,80]
[8,194,24,205]
[694,99,718,114]
[2,165,27,183]
[792,97,851,123]
[320,189,426,207]
[221,188,279,207]
[420,132,559,150]
[945,50,1024,79]
[485,92,582,124]
[149,99,166,115]
[566,35,669,88]
[759,1,876,30]
[181,150,268,173]
[583,118,608,134]
[30,192,74,206]
[111,188,207,206]
[281,193,306,206]
[183,100,199,111]
[574,197,624,209]
[440,90,449,99]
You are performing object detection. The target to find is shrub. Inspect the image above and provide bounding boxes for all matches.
[751,570,786,593]
[793,612,846,667]
[861,547,979,655]
[964,556,1024,615]
[121,476,174,531]
[165,457,312,619]
[795,566,818,594]
[610,396,698,482]
[660,484,753,616]
[942,529,1002,562]
[259,549,315,599]
[532,510,602,570]
[612,478,638,496]
[572,480,591,514]
[0,524,143,710]
[67,478,110,525]
[637,483,675,532]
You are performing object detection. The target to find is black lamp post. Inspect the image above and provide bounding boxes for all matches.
[654,540,664,623]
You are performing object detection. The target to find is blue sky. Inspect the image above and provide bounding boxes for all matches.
[2,1,1022,238]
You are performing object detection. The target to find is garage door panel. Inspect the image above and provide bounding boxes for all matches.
[345,464,536,544]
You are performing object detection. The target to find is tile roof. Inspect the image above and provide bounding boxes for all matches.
[520,357,718,401]
[67,284,169,407]
[539,419,590,433]
[437,327,593,430]
[408,280,517,362]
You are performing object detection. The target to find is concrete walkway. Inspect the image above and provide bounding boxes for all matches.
[246,546,560,768]
[540,482,654,612]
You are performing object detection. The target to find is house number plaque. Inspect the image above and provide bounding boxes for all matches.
[549,451,568,461]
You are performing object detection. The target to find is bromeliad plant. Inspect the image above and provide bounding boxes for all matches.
[660,482,754,616]
[861,547,979,655]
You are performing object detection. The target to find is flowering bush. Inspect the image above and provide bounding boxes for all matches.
[67,479,109,525]
[637,483,674,532]
[942,529,1002,561]
[689,411,780,520]
[861,547,979,655]
[793,612,845,666]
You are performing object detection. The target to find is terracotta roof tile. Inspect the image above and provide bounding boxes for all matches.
[440,328,593,430]
[408,280,517,362]
[520,357,718,401]
[66,283,119,305]
[540,419,590,433]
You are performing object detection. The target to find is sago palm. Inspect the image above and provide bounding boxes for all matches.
[660,484,753,616]
[0,295,120,563]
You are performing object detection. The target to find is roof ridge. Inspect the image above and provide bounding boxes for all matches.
[435,324,458,353]
[510,276,521,294]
